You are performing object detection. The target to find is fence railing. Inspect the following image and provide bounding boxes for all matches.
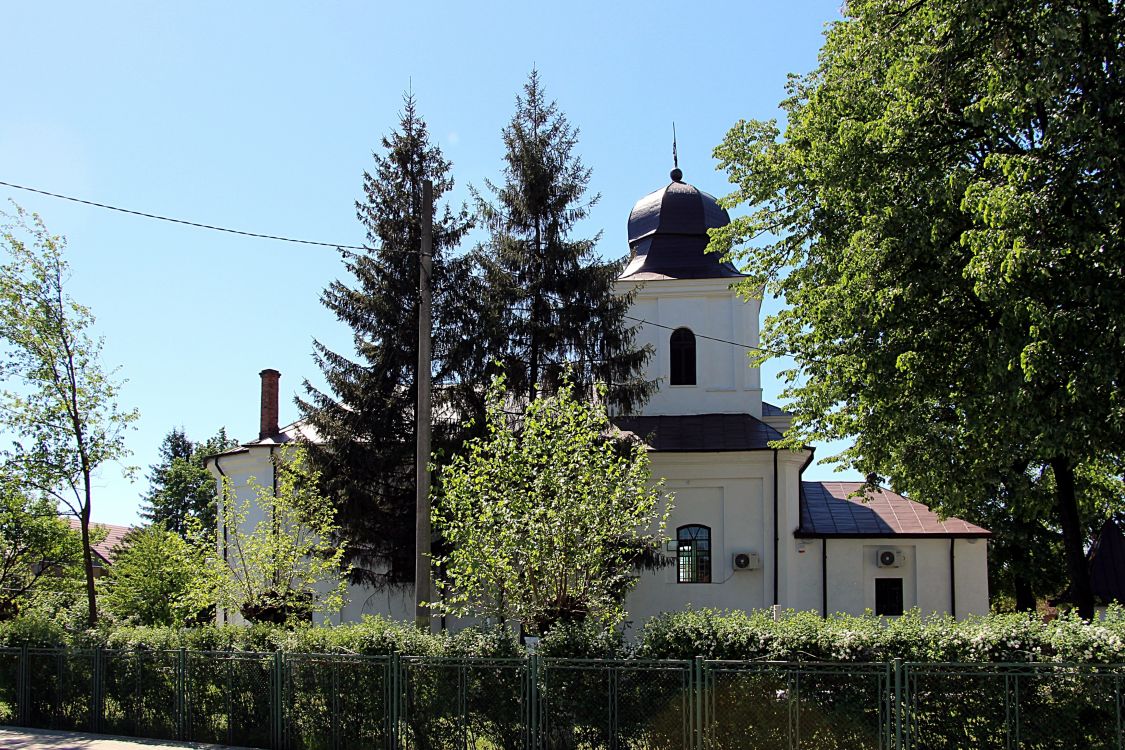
[0,647,1122,749]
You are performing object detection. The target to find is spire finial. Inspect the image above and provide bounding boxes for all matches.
[671,123,683,182]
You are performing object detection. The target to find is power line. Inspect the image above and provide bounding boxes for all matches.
[1,180,793,357]
[623,312,790,357]
[0,180,370,251]
[528,290,791,357]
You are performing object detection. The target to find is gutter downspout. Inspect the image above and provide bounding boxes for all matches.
[773,448,779,607]
[949,538,957,619]
[213,454,228,625]
[822,538,828,618]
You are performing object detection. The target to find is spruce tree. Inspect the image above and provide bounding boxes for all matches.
[299,96,471,587]
[471,70,653,412]
[140,427,236,537]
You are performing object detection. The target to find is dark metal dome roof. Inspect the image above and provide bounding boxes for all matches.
[620,170,742,280]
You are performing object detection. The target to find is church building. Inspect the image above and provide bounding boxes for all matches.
[206,167,990,626]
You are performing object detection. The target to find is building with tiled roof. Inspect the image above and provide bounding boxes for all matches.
[65,519,132,575]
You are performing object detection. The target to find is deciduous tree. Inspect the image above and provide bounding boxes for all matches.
[0,204,138,626]
[711,0,1125,617]
[216,443,349,625]
[101,523,215,626]
[433,376,669,633]
[0,477,83,619]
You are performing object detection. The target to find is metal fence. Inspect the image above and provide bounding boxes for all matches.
[0,647,1121,749]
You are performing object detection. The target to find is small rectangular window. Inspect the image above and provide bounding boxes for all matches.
[875,578,904,616]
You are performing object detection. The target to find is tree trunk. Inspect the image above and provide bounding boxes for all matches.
[79,480,98,627]
[1052,456,1093,619]
[1013,569,1036,613]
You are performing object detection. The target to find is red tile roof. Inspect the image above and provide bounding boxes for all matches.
[66,519,132,565]
[797,481,990,538]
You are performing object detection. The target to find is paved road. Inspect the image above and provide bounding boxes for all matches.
[0,728,252,750]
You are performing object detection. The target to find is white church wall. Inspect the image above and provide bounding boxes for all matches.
[622,278,763,418]
[625,452,774,628]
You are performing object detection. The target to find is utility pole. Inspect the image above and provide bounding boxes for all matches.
[414,179,434,631]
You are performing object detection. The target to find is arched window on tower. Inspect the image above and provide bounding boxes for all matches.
[670,327,696,385]
[677,524,712,583]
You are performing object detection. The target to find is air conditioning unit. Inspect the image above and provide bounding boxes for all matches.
[732,552,761,571]
[876,548,904,568]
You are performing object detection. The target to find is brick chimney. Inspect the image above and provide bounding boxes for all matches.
[259,369,281,439]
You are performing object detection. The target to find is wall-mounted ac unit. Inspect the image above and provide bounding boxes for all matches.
[876,548,904,568]
[732,552,761,571]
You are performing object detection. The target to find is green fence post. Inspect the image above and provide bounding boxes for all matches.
[93,646,103,735]
[272,651,284,750]
[176,648,186,742]
[893,659,903,750]
[528,653,540,750]
[688,656,697,750]
[389,651,399,750]
[18,644,28,726]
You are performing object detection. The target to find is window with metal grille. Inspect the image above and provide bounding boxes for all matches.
[677,525,711,583]
[875,577,904,616]
[670,328,696,385]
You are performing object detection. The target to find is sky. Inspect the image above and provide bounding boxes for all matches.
[0,0,858,525]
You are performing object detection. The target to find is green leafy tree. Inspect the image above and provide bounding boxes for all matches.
[0,204,139,626]
[100,523,215,626]
[217,443,349,625]
[711,0,1125,617]
[140,427,236,537]
[433,375,670,633]
[299,94,472,588]
[471,69,653,412]
[0,477,84,619]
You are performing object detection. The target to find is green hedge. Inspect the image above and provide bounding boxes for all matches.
[3,607,1124,663]
[636,607,1125,663]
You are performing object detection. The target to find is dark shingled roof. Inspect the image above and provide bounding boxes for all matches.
[761,401,793,418]
[619,172,743,281]
[610,413,783,452]
[797,482,990,538]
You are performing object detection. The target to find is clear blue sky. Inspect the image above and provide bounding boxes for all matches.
[1,1,858,525]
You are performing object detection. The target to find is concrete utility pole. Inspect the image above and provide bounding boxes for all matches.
[414,179,434,632]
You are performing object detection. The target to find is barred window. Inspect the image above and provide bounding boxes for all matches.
[677,525,712,583]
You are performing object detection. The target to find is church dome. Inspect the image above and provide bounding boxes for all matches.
[620,169,742,280]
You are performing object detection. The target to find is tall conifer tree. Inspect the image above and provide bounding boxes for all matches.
[472,70,653,412]
[299,96,470,587]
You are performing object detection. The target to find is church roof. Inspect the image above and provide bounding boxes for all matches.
[619,169,743,281]
[610,412,783,452]
[797,482,990,538]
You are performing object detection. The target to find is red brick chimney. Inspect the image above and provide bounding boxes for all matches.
[259,369,281,439]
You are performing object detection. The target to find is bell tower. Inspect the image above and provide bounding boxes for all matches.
[616,168,763,418]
